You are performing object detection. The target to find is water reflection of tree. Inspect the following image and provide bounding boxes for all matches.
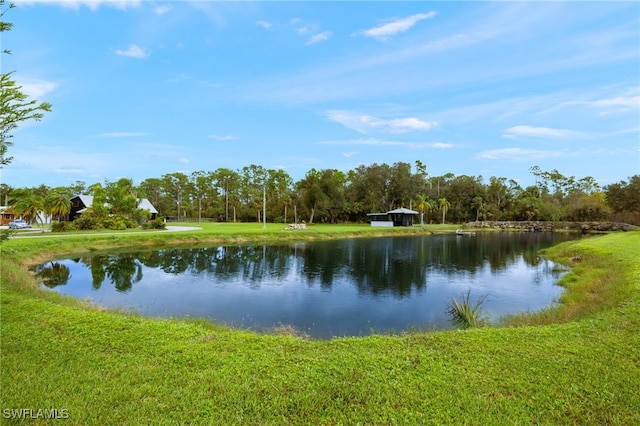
[347,238,429,297]
[80,254,143,293]
[136,245,292,285]
[33,262,71,288]
[90,256,106,290]
[430,233,572,275]
[72,234,574,295]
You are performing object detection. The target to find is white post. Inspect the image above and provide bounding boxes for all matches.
[263,186,266,228]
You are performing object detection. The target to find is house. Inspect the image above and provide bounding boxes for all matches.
[367,208,419,227]
[70,195,158,220]
[0,206,17,226]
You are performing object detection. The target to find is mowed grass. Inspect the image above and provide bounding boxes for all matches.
[1,225,639,424]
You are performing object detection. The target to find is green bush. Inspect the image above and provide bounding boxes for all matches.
[74,215,100,230]
[0,229,15,242]
[142,217,166,230]
[51,221,76,232]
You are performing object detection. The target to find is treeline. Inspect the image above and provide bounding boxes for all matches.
[3,162,639,226]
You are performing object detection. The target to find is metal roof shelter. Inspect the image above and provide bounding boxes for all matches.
[367,207,419,227]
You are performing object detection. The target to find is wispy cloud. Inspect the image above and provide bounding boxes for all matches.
[16,0,141,10]
[477,147,576,161]
[55,167,87,174]
[178,158,189,164]
[432,142,454,149]
[357,12,437,41]
[98,132,147,138]
[256,20,273,30]
[327,110,437,134]
[292,18,316,35]
[306,31,332,46]
[115,44,148,59]
[15,78,57,98]
[581,92,640,115]
[155,4,171,15]
[503,125,582,139]
[342,151,359,158]
[208,134,238,141]
[319,138,450,150]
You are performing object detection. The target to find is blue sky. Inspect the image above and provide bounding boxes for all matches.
[3,0,639,189]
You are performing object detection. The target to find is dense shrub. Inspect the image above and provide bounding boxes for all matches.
[74,215,100,230]
[102,215,135,230]
[51,221,76,232]
[142,217,166,230]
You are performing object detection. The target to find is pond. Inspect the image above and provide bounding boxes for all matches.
[36,232,578,339]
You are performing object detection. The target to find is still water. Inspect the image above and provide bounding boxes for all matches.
[37,233,577,339]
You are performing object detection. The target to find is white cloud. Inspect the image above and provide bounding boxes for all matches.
[327,110,437,134]
[16,0,140,10]
[98,132,147,138]
[178,158,189,164]
[590,95,640,108]
[292,18,317,35]
[432,142,454,149]
[15,78,57,98]
[477,147,576,161]
[503,125,582,139]
[342,151,359,158]
[306,31,332,46]
[580,93,640,115]
[208,134,237,141]
[155,5,172,15]
[55,168,86,174]
[319,138,448,150]
[358,12,437,41]
[256,20,273,30]
[115,44,148,59]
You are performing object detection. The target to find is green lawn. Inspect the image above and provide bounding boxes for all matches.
[1,225,638,424]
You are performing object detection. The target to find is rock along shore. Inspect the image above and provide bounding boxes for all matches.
[466,221,637,233]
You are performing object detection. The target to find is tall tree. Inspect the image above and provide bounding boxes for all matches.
[190,170,217,222]
[414,194,426,225]
[214,168,241,222]
[297,168,325,223]
[162,172,189,219]
[319,169,347,223]
[265,168,293,223]
[438,197,451,224]
[105,178,138,217]
[138,177,164,214]
[605,175,640,224]
[1,1,52,166]
[45,187,72,221]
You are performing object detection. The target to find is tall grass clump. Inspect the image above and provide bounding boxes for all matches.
[447,289,487,329]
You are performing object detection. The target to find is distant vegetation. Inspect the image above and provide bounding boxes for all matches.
[4,164,639,227]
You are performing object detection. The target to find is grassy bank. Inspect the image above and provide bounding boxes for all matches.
[1,225,639,424]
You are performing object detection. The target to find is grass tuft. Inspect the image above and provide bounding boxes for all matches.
[446,289,488,329]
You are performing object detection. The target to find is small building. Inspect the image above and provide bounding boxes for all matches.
[367,208,419,227]
[0,206,17,226]
[70,195,158,220]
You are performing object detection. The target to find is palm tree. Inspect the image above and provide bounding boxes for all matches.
[415,194,426,225]
[424,199,436,224]
[45,187,72,221]
[438,197,451,224]
[10,188,44,230]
